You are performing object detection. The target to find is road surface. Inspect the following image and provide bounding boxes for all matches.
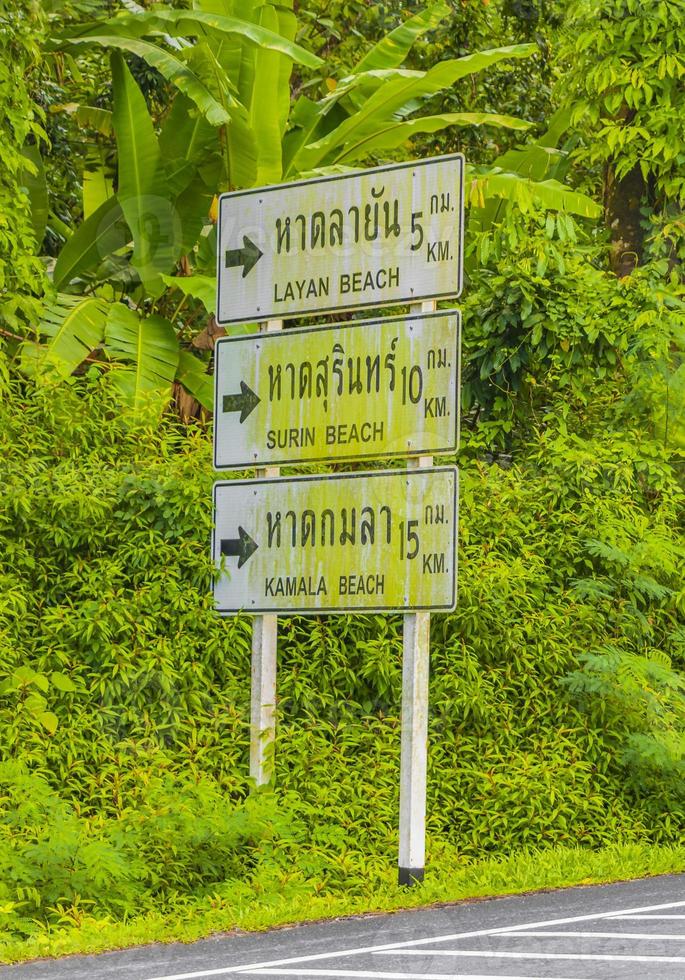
[2,872,685,979]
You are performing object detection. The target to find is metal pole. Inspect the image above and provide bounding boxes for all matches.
[398,300,436,885]
[250,318,282,786]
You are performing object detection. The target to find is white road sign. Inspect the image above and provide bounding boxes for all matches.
[213,468,458,615]
[216,154,464,324]
[213,310,461,469]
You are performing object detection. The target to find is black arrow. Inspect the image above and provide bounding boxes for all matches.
[224,235,263,277]
[222,380,260,423]
[220,527,259,569]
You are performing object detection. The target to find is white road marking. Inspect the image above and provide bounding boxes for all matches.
[506,930,685,940]
[144,897,685,980]
[608,914,685,920]
[378,949,685,964]
[250,971,596,980]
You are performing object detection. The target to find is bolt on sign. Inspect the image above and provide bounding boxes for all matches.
[213,468,458,615]
[213,310,461,470]
[216,154,464,324]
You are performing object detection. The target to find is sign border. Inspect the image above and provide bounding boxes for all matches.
[216,153,465,325]
[212,466,459,616]
[213,309,461,471]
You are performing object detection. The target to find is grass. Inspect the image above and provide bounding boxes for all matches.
[2,839,684,964]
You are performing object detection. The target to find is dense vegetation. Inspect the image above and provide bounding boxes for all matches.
[0,0,684,961]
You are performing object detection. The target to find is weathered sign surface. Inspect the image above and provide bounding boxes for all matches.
[216,155,464,324]
[213,310,461,469]
[213,468,458,614]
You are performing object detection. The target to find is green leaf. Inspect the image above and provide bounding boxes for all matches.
[275,5,297,137]
[112,54,175,291]
[159,94,216,166]
[83,167,114,220]
[174,173,214,257]
[50,672,79,693]
[105,304,180,410]
[61,35,231,127]
[51,102,114,136]
[20,145,48,249]
[473,170,602,219]
[110,8,322,69]
[161,274,216,314]
[13,666,43,689]
[248,4,285,183]
[294,45,537,171]
[491,109,574,185]
[28,294,110,378]
[334,111,532,164]
[469,107,578,233]
[283,96,325,178]
[37,711,59,736]
[53,193,129,291]
[354,2,451,73]
[184,40,258,188]
[24,692,47,714]
[112,51,159,226]
[176,349,214,411]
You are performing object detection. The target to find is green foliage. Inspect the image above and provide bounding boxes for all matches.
[0,761,299,939]
[0,0,47,334]
[104,304,179,409]
[463,209,685,445]
[562,647,685,793]
[2,0,685,961]
[0,333,683,940]
[19,1,598,420]
[302,0,563,156]
[564,0,685,204]
[111,53,174,294]
[22,295,109,380]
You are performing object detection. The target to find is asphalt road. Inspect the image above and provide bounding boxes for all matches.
[2,873,685,980]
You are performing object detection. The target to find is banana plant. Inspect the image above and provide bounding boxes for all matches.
[27,0,600,416]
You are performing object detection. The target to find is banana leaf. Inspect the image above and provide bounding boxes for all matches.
[112,54,176,292]
[471,169,602,218]
[29,294,110,378]
[248,4,285,183]
[161,275,216,315]
[105,304,179,409]
[334,111,532,165]
[112,8,322,69]
[158,94,216,166]
[294,44,537,171]
[61,35,231,127]
[20,145,48,249]
[354,3,451,73]
[176,349,214,411]
[51,103,114,136]
[52,196,129,290]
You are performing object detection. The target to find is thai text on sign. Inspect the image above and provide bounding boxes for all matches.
[213,310,461,469]
[216,154,464,324]
[213,468,458,614]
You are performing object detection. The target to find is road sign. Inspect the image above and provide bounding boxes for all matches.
[213,310,461,470]
[216,154,464,324]
[213,467,458,615]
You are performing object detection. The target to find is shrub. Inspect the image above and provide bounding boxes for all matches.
[0,340,683,939]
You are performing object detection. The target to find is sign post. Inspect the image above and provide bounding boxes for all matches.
[399,300,436,886]
[214,152,464,883]
[250,318,282,787]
